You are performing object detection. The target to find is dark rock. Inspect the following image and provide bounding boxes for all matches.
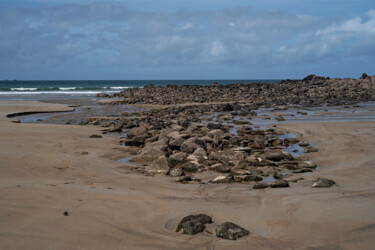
[181,162,198,173]
[264,150,285,162]
[312,178,336,188]
[89,134,103,138]
[293,168,313,173]
[181,221,206,235]
[270,180,290,188]
[207,123,223,130]
[176,214,213,233]
[215,222,249,240]
[304,147,319,153]
[63,211,69,216]
[242,175,263,182]
[253,183,269,189]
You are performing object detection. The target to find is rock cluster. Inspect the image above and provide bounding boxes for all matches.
[99,74,375,107]
[176,214,249,240]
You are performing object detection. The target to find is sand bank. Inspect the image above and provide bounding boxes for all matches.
[1,100,375,249]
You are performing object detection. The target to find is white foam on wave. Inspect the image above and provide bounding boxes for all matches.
[59,87,77,90]
[109,86,130,89]
[10,88,38,91]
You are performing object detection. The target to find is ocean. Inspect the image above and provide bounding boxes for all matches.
[0,79,281,96]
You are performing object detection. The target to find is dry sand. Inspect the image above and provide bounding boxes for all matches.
[1,100,375,249]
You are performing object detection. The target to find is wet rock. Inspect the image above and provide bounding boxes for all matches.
[207,123,223,130]
[176,214,213,234]
[253,183,269,189]
[270,180,290,188]
[299,141,310,147]
[293,168,313,173]
[181,221,206,235]
[304,147,319,153]
[89,134,103,138]
[127,126,148,139]
[215,222,249,240]
[312,178,336,188]
[212,175,234,184]
[284,138,299,145]
[177,175,193,183]
[63,211,69,216]
[242,175,263,182]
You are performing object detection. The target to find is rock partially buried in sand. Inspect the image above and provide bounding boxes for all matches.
[215,222,249,240]
[304,146,319,153]
[89,134,102,138]
[270,180,290,188]
[253,182,269,189]
[176,214,213,234]
[312,178,336,188]
[211,175,234,184]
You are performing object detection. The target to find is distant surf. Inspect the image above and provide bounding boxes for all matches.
[0,79,281,96]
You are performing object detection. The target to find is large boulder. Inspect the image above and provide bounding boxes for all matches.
[168,152,187,167]
[215,222,249,240]
[126,126,148,139]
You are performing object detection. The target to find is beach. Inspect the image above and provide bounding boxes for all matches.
[1,98,375,249]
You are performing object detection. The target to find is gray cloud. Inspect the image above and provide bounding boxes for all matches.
[0,2,374,79]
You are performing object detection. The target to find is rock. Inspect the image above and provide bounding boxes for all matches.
[181,162,198,173]
[284,138,299,145]
[177,175,193,183]
[89,134,103,138]
[312,178,336,188]
[270,180,290,188]
[180,138,200,154]
[304,147,319,153]
[299,141,310,147]
[63,211,69,216]
[212,175,234,184]
[181,221,206,235]
[131,144,166,162]
[187,147,208,164]
[215,222,249,240]
[264,150,285,162]
[242,175,263,182]
[253,183,269,189]
[298,161,317,168]
[168,152,187,167]
[207,123,223,130]
[169,167,184,177]
[176,214,213,234]
[170,137,185,151]
[145,156,170,175]
[212,163,231,173]
[293,168,313,173]
[126,126,148,139]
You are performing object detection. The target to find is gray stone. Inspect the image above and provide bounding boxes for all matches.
[215,222,249,240]
[176,214,213,234]
[312,178,336,188]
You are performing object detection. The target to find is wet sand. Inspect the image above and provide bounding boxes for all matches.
[1,100,375,249]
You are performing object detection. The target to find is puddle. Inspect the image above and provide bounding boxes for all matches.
[117,156,136,165]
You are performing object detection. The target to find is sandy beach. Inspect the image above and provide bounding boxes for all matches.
[0,100,374,249]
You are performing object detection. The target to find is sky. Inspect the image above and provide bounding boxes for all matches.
[0,0,374,80]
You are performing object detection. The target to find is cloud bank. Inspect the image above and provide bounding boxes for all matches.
[0,2,374,79]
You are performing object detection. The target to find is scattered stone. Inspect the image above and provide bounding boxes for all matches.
[212,175,234,184]
[253,182,269,189]
[89,134,103,138]
[215,222,249,240]
[304,147,319,153]
[270,180,290,188]
[299,141,310,147]
[176,214,213,234]
[298,161,317,168]
[312,178,336,188]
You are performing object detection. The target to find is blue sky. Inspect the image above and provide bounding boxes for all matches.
[0,0,374,80]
